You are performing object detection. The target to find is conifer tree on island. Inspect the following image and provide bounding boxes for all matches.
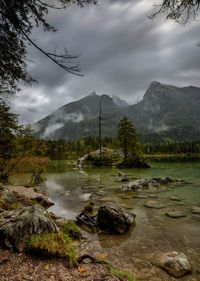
[117,116,149,168]
[117,117,138,161]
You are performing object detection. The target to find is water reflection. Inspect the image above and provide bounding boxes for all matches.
[98,223,136,248]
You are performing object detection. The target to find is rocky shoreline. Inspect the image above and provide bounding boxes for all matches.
[0,183,196,281]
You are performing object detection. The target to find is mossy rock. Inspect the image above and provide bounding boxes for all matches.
[61,220,82,240]
[48,211,62,220]
[27,231,77,267]
[82,202,94,215]
[0,185,17,204]
[82,153,114,167]
[0,202,23,211]
[117,157,150,168]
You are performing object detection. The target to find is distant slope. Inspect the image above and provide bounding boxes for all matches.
[34,92,127,140]
[34,82,200,141]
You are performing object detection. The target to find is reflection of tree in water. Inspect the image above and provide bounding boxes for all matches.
[98,222,136,248]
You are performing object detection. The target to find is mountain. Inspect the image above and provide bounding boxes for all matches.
[34,82,200,142]
[34,92,128,140]
[128,81,200,132]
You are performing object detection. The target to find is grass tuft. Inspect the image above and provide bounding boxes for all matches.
[27,231,77,267]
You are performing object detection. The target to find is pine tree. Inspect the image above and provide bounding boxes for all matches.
[117,116,139,161]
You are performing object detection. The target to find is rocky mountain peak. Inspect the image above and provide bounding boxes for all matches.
[111,95,129,107]
[88,91,97,97]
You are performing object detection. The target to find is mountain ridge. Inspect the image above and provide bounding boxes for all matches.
[34,82,200,141]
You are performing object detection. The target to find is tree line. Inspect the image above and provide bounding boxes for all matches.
[142,141,200,155]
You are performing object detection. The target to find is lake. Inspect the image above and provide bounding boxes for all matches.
[11,161,200,280]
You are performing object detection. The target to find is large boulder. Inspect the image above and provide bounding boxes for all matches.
[0,205,58,252]
[0,185,17,204]
[155,251,192,278]
[121,177,182,191]
[97,202,136,234]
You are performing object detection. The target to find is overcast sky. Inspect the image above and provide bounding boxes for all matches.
[12,0,200,124]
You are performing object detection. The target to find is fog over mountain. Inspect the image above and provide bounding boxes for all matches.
[34,81,200,141]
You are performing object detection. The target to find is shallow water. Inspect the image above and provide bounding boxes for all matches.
[11,161,200,280]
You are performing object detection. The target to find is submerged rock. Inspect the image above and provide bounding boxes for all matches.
[0,185,17,204]
[97,202,136,234]
[120,195,131,199]
[133,195,148,199]
[165,211,186,218]
[144,200,164,209]
[148,194,158,198]
[80,193,91,201]
[191,206,200,214]
[170,196,182,202]
[155,251,192,278]
[0,205,58,252]
[121,177,182,192]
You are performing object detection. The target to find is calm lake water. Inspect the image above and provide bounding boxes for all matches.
[11,161,200,280]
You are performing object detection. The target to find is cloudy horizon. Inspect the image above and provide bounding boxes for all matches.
[11,0,200,124]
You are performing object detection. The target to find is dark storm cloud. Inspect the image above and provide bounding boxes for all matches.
[12,0,200,124]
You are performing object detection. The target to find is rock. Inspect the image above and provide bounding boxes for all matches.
[155,251,192,278]
[120,178,129,182]
[33,187,46,195]
[34,196,54,208]
[56,217,68,225]
[97,202,136,234]
[0,205,58,252]
[121,177,182,191]
[148,194,157,198]
[191,206,200,214]
[95,190,105,196]
[165,211,186,218]
[170,196,182,202]
[120,195,131,199]
[0,185,17,204]
[173,202,186,206]
[80,193,91,201]
[133,195,148,199]
[144,200,164,209]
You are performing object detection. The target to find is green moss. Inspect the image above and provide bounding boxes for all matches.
[27,231,77,267]
[48,211,62,220]
[111,270,136,281]
[99,257,135,281]
[0,201,23,210]
[61,220,82,240]
[18,197,41,206]
[82,202,94,215]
